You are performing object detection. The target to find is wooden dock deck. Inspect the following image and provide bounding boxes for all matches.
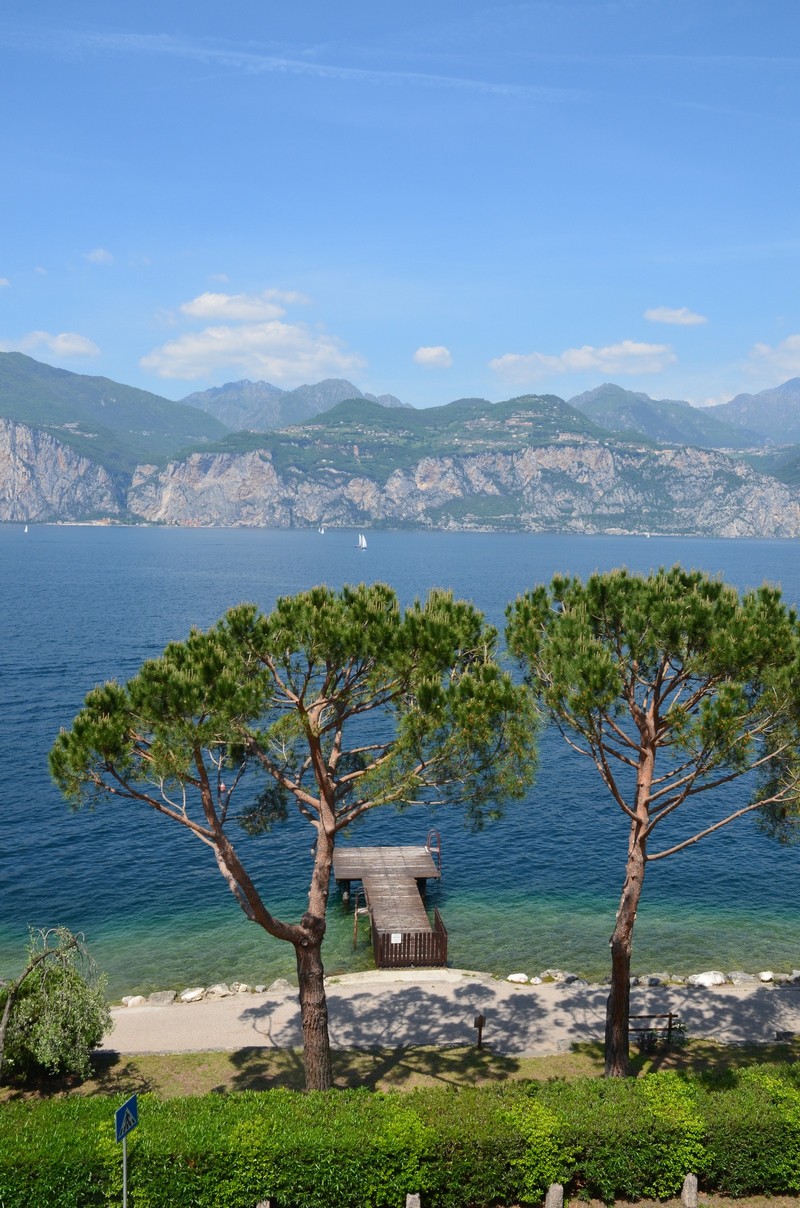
[332,838,447,968]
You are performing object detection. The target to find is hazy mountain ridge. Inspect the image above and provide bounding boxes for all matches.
[708,378,800,444]
[568,383,762,449]
[182,377,408,432]
[573,377,800,448]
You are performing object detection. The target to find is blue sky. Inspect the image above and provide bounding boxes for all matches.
[1,1,798,409]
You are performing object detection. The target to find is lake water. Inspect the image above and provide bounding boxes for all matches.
[2,525,799,997]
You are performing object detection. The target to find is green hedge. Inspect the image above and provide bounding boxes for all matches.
[3,1067,800,1206]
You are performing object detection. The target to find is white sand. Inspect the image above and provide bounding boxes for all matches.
[103,969,800,1056]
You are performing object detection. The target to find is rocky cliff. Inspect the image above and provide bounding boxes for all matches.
[4,417,800,537]
[0,420,123,522]
[127,434,800,537]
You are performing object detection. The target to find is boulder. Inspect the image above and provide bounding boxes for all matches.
[687,970,727,988]
[506,973,529,984]
[728,971,758,986]
[121,995,147,1008]
[148,990,177,1005]
[179,987,206,1003]
[759,970,775,982]
[205,983,233,999]
[267,978,293,993]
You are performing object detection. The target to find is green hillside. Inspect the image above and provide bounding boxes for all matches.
[743,445,800,486]
[0,352,229,475]
[199,393,607,484]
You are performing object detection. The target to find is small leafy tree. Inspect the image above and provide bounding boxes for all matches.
[51,582,537,1090]
[507,566,800,1077]
[0,926,110,1082]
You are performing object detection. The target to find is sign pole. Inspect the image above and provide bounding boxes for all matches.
[114,1092,138,1207]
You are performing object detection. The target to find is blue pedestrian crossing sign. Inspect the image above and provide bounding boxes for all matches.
[115,1094,139,1143]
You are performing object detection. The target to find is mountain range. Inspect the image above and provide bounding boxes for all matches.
[2,351,800,536]
[182,377,407,432]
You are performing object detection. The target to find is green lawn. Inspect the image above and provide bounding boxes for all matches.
[3,1036,800,1102]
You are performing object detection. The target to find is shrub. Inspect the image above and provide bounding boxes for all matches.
[699,1065,800,1195]
[0,927,111,1082]
[3,1069,800,1206]
[534,1074,705,1201]
[507,1095,577,1201]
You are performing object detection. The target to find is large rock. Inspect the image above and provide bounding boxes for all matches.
[266,978,293,993]
[728,971,758,986]
[687,970,727,988]
[179,987,206,1003]
[205,982,233,999]
[148,990,177,1005]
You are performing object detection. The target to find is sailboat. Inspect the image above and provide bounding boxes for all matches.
[357,532,367,550]
[318,524,325,534]
[24,524,28,534]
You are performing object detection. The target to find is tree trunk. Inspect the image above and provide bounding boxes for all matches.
[604,824,647,1077]
[295,930,333,1091]
[0,987,15,1083]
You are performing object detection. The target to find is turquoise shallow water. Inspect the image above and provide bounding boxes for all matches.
[2,525,799,997]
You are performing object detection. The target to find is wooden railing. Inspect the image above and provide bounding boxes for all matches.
[372,907,448,968]
[629,1011,680,1042]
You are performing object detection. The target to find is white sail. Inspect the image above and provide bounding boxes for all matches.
[357,532,367,549]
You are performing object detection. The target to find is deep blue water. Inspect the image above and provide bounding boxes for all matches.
[2,524,799,996]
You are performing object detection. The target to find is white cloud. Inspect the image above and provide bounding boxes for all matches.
[490,340,676,383]
[85,247,113,265]
[34,266,47,275]
[180,289,308,322]
[2,331,101,358]
[644,306,708,326]
[748,334,800,378]
[413,345,453,368]
[0,277,9,287]
[140,319,365,382]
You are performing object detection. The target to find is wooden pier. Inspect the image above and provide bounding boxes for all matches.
[333,833,447,968]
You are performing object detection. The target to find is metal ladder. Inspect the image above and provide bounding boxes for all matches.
[352,886,370,949]
[425,828,442,875]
